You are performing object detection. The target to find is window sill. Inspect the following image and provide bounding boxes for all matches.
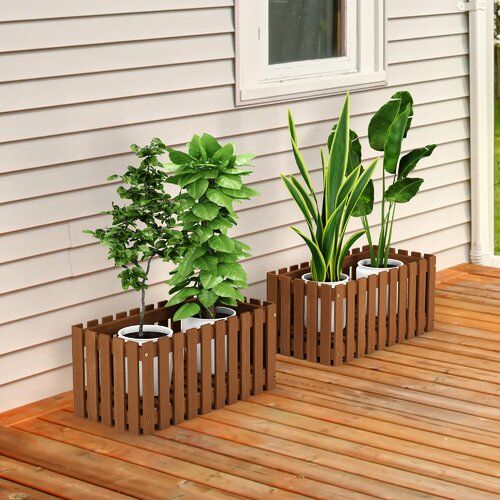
[236,70,387,107]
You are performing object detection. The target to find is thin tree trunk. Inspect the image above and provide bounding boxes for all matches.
[138,257,153,338]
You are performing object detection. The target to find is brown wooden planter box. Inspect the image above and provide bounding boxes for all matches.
[72,299,276,435]
[267,247,436,366]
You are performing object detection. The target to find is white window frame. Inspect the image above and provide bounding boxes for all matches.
[235,0,387,106]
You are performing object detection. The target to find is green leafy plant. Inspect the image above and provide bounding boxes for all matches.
[356,91,436,268]
[84,138,182,337]
[282,93,378,282]
[165,134,258,321]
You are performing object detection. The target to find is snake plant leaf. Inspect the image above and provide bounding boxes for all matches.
[173,302,200,321]
[328,127,362,175]
[384,177,424,203]
[281,174,315,237]
[345,158,379,216]
[337,165,361,207]
[398,144,436,179]
[336,229,366,277]
[291,226,327,282]
[326,93,350,214]
[322,199,347,263]
[383,105,411,174]
[289,175,320,227]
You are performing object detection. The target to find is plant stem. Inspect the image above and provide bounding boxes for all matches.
[377,169,386,267]
[383,203,396,267]
[138,257,153,338]
[361,215,376,265]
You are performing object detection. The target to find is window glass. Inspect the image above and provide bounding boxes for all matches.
[268,0,345,65]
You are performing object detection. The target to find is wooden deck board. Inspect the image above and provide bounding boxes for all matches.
[0,263,499,499]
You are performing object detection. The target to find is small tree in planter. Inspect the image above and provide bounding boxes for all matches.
[165,133,257,328]
[85,138,183,341]
[354,91,436,278]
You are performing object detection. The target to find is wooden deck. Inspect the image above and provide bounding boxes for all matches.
[1,264,499,499]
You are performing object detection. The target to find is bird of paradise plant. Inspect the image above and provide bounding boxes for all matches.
[281,93,378,282]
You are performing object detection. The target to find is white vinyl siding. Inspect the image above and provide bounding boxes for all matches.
[0,2,471,411]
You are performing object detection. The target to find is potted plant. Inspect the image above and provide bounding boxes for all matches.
[164,133,257,365]
[85,138,182,377]
[281,93,377,327]
[355,91,436,279]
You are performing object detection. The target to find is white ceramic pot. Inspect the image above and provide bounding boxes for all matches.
[356,259,404,314]
[302,272,349,331]
[181,306,236,374]
[117,324,173,396]
[356,258,404,279]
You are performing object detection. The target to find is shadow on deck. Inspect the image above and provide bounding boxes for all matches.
[0,264,499,498]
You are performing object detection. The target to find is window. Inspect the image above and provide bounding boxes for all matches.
[235,0,386,106]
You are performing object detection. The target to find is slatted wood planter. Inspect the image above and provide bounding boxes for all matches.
[72,299,276,435]
[267,247,436,366]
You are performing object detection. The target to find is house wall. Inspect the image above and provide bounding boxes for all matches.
[0,0,470,411]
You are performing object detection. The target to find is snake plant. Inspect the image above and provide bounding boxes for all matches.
[282,94,378,282]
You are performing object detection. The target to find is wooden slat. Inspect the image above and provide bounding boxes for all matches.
[157,336,171,429]
[387,269,398,346]
[356,278,367,357]
[252,307,264,394]
[71,325,85,418]
[214,321,226,410]
[366,275,377,354]
[185,329,198,420]
[426,255,437,331]
[397,265,408,343]
[377,272,388,350]
[141,342,155,435]
[97,334,112,426]
[240,313,251,400]
[125,341,140,434]
[172,333,185,425]
[305,282,317,362]
[227,317,238,405]
[200,325,212,414]
[278,276,291,356]
[293,278,305,359]
[266,303,277,391]
[319,285,331,366]
[333,284,345,366]
[345,281,356,362]
[111,338,126,432]
[84,330,98,421]
[417,258,428,335]
[407,262,417,338]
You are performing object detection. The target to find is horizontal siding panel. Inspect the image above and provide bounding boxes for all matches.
[0,8,234,53]
[435,244,469,271]
[0,76,469,171]
[0,60,234,113]
[388,34,468,64]
[0,34,234,83]
[0,1,233,21]
[387,14,468,41]
[0,365,71,413]
[387,0,461,18]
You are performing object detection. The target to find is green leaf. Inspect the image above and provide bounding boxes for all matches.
[291,227,326,282]
[200,271,224,289]
[208,234,235,253]
[194,226,213,243]
[218,262,247,282]
[178,172,202,188]
[281,174,315,238]
[221,186,258,199]
[193,255,218,270]
[173,302,200,321]
[199,289,218,309]
[235,154,255,165]
[328,127,361,175]
[216,175,242,190]
[192,202,220,221]
[398,144,436,179]
[383,105,411,174]
[368,97,402,152]
[188,134,206,160]
[212,143,234,163]
[212,281,244,300]
[166,288,198,307]
[201,133,221,158]
[168,148,192,165]
[208,217,233,232]
[384,177,424,203]
[352,178,374,217]
[392,91,414,137]
[186,178,209,199]
[206,188,234,209]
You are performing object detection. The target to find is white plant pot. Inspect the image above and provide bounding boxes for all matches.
[117,324,173,397]
[302,272,349,331]
[356,258,404,314]
[181,306,236,374]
